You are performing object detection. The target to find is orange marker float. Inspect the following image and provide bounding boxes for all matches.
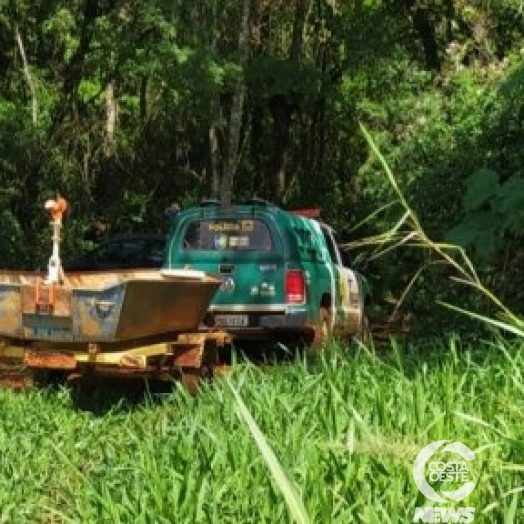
[45,196,68,222]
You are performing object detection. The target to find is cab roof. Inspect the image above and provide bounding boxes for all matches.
[187,198,333,231]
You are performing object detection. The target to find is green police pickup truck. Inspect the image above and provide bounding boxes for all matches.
[163,199,366,346]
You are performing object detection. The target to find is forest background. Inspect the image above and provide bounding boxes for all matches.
[1,0,524,334]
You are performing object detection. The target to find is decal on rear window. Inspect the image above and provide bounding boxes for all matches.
[183,219,272,251]
[207,220,254,233]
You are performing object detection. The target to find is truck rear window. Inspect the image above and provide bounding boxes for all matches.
[183,219,273,251]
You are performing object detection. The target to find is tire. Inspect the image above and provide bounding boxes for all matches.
[31,368,68,388]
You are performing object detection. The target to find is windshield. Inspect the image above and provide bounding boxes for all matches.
[182,219,273,251]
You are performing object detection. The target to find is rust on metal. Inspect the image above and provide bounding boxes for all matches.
[21,283,72,316]
[171,331,230,369]
[180,369,203,395]
[34,281,55,310]
[0,373,30,390]
[119,354,147,368]
[171,342,205,368]
[0,341,28,389]
[201,330,231,347]
[24,350,77,370]
[0,265,229,386]
[0,269,221,343]
[114,275,220,339]
[87,343,99,362]
[0,339,25,361]
[0,282,23,336]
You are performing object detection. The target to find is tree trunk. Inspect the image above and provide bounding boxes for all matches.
[269,0,306,203]
[412,6,440,71]
[400,0,441,71]
[290,0,307,61]
[269,95,293,203]
[139,76,148,123]
[209,0,221,200]
[209,124,221,199]
[220,0,251,205]
[104,79,117,155]
[14,26,38,125]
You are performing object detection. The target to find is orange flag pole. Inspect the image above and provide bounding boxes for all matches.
[44,196,68,284]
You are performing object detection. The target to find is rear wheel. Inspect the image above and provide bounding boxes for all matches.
[355,314,372,343]
[311,300,333,350]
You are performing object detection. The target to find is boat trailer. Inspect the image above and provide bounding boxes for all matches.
[0,197,230,391]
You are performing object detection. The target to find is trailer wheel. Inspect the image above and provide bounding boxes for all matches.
[31,368,68,388]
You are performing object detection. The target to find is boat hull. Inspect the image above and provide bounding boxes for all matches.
[0,270,220,343]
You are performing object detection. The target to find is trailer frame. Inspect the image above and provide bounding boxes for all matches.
[0,329,231,389]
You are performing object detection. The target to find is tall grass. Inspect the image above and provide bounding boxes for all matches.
[0,338,521,523]
[351,124,524,335]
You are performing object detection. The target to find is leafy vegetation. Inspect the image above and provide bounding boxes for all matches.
[0,2,523,322]
[0,339,521,523]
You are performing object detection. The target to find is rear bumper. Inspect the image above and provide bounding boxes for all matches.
[209,310,313,340]
[259,311,308,329]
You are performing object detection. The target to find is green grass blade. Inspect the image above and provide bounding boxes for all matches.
[438,301,524,337]
[504,492,518,524]
[226,379,311,524]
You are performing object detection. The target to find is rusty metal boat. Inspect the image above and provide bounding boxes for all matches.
[0,198,228,387]
[0,269,220,344]
[0,268,227,384]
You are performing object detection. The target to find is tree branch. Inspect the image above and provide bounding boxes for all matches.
[14,25,38,125]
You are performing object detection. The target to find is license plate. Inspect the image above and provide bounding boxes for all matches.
[215,314,249,327]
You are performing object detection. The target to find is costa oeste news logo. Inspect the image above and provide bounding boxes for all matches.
[413,440,476,523]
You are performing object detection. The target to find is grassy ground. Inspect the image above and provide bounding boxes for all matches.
[0,337,522,523]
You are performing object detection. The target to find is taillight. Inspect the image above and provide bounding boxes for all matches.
[285,270,305,304]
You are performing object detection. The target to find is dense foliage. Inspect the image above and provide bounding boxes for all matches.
[1,0,524,325]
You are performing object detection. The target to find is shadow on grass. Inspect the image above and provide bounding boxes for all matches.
[57,375,179,415]
[31,332,510,414]
[37,340,312,415]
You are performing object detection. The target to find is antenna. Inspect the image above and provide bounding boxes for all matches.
[246,197,275,207]
[200,198,221,207]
